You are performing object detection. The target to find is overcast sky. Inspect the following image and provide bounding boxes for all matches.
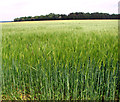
[0,0,118,21]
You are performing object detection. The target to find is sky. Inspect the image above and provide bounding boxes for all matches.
[0,0,118,21]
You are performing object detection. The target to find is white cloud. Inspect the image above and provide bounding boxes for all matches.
[0,0,118,21]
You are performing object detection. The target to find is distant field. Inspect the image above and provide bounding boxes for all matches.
[2,20,119,100]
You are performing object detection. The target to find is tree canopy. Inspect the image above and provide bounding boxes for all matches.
[14,12,118,21]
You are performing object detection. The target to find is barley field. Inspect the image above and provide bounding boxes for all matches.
[1,20,119,100]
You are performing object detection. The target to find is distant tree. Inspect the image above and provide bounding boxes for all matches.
[14,12,118,22]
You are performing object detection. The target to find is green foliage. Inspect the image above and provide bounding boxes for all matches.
[2,20,119,100]
[14,12,118,21]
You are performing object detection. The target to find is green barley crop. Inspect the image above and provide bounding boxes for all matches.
[1,20,119,100]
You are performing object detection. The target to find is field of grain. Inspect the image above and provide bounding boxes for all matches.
[1,20,119,100]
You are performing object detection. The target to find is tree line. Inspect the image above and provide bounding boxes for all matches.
[14,12,118,21]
